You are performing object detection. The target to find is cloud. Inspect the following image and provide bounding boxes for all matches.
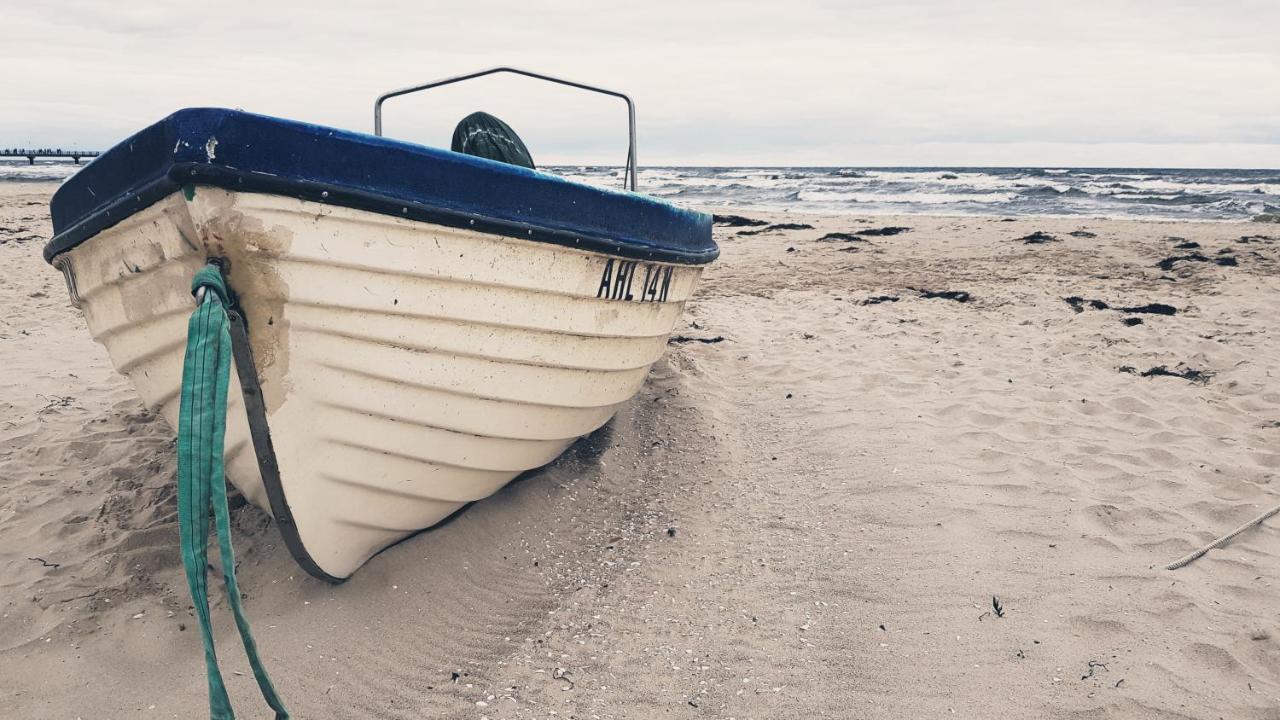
[3,0,1277,166]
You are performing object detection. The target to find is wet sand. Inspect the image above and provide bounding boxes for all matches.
[2,181,1279,718]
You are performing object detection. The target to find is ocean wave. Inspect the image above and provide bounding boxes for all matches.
[798,189,1018,205]
[1018,185,1089,198]
[0,160,81,182]
[14,160,1279,221]
[624,167,1280,219]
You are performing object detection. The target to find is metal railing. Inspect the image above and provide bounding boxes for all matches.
[374,66,637,191]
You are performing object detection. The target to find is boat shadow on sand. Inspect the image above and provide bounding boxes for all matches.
[360,420,620,565]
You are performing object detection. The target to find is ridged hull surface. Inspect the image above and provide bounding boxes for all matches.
[61,189,703,577]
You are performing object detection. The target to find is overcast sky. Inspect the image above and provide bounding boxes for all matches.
[3,0,1278,167]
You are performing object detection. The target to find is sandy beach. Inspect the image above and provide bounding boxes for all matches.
[2,180,1279,718]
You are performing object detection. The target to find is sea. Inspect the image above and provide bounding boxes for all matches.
[6,158,1278,221]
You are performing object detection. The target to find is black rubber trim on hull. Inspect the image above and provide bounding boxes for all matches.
[227,308,346,584]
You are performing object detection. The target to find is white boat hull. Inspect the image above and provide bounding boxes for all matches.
[59,188,703,578]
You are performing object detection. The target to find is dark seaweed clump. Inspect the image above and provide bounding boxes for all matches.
[1064,297,1177,316]
[1156,252,1237,271]
[713,214,768,227]
[862,295,900,305]
[918,289,971,303]
[1069,230,1097,238]
[816,232,872,243]
[738,222,815,236]
[855,226,911,237]
[1123,303,1177,315]
[669,335,725,344]
[1119,365,1213,384]
[1018,231,1058,244]
[1064,297,1111,312]
[818,227,910,241]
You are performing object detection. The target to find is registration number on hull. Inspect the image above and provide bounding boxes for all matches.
[596,259,673,302]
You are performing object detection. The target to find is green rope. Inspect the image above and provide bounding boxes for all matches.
[178,263,289,720]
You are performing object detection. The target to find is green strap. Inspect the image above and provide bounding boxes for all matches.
[178,264,289,720]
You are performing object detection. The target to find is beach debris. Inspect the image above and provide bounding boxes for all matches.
[1156,252,1238,271]
[712,213,768,227]
[666,527,677,537]
[1064,297,1110,312]
[1068,230,1097,238]
[27,557,60,570]
[816,232,872,243]
[669,335,725,344]
[0,232,43,245]
[1239,235,1275,243]
[1018,231,1058,244]
[36,394,75,416]
[1118,364,1213,384]
[917,289,972,303]
[552,667,575,690]
[1250,629,1271,641]
[1166,501,1280,570]
[1063,297,1177,316]
[1118,303,1176,315]
[1122,318,1144,326]
[978,596,1005,621]
[1081,660,1108,681]
[862,295,900,305]
[737,222,815,236]
[1173,240,1201,249]
[855,226,911,237]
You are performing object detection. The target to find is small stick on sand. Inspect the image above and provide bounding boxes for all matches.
[1166,502,1280,570]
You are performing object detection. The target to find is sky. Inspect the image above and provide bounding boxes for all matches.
[3,0,1278,168]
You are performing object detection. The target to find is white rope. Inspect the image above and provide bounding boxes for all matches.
[1166,502,1280,570]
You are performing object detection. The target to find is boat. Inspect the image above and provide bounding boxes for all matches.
[44,68,718,583]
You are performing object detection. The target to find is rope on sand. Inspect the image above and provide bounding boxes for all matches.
[1166,502,1280,571]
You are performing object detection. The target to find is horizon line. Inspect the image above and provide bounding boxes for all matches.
[5,157,1278,173]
